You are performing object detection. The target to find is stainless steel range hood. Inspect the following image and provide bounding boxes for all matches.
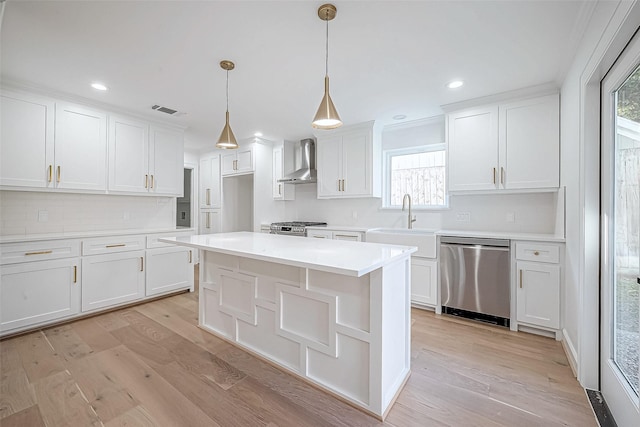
[278,138,317,184]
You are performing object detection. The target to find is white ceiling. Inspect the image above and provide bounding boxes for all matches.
[1,1,591,151]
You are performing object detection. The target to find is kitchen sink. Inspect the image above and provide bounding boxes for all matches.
[365,228,437,258]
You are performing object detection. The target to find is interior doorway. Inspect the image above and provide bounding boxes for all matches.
[176,168,193,228]
[600,28,640,427]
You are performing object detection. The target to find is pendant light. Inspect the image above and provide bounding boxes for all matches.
[216,60,238,149]
[312,4,342,129]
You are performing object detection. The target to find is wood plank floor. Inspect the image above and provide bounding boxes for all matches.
[0,269,596,426]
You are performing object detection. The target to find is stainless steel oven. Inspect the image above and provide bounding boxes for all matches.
[440,236,510,326]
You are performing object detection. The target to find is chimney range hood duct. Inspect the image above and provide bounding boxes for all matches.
[278,138,317,184]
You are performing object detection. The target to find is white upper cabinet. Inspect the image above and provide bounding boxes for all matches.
[0,91,54,188]
[149,125,184,196]
[109,121,183,196]
[221,145,254,176]
[200,153,221,208]
[108,115,149,193]
[272,145,294,200]
[499,94,560,189]
[447,93,559,193]
[316,121,381,199]
[447,106,499,192]
[55,102,108,191]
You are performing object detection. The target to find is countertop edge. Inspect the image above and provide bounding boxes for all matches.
[1,227,196,244]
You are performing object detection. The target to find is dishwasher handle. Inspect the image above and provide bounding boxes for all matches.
[441,243,509,251]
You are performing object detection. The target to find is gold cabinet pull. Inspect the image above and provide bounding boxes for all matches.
[25,250,53,256]
[48,165,53,183]
[57,166,61,183]
[501,167,505,185]
[150,175,154,189]
[106,244,126,248]
[206,212,211,229]
[492,168,496,185]
[188,251,192,263]
[73,265,77,283]
[140,256,144,272]
[278,184,282,196]
[342,179,345,192]
[206,188,211,205]
[534,251,540,256]
[145,174,148,188]
[519,269,523,288]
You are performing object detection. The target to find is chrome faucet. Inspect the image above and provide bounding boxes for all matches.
[402,194,417,229]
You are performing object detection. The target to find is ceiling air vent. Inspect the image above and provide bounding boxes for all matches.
[152,104,178,115]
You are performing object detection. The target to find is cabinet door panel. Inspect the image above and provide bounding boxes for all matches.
[500,94,559,189]
[55,103,107,191]
[82,251,145,312]
[236,148,254,173]
[1,259,80,332]
[342,133,370,196]
[199,209,221,234]
[200,155,221,208]
[108,116,149,193]
[221,153,236,175]
[146,247,192,296]
[411,258,438,306]
[149,126,183,196]
[516,261,560,329]
[317,136,342,197]
[448,107,499,192]
[0,92,54,188]
[273,147,283,199]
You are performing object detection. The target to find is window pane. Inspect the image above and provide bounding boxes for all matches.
[389,150,446,206]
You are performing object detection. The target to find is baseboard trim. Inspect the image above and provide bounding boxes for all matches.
[562,328,579,378]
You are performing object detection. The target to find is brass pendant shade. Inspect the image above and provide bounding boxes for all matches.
[312,76,342,129]
[312,4,342,130]
[216,60,239,149]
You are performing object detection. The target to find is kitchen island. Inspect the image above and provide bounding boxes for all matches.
[159,232,415,419]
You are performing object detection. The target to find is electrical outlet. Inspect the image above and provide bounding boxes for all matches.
[506,212,515,223]
[456,212,471,222]
[38,210,48,222]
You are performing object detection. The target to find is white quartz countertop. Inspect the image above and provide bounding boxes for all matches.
[0,227,195,244]
[160,232,417,277]
[436,229,565,242]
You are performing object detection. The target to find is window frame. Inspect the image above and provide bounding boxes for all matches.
[382,143,449,210]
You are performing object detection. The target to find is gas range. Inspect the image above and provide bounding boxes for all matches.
[269,221,327,237]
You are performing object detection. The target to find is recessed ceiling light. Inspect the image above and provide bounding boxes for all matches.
[254,132,263,137]
[91,82,108,91]
[447,80,464,89]
[393,114,407,120]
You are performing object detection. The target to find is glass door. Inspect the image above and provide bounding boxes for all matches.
[601,30,640,427]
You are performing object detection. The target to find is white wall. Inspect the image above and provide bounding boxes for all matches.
[559,0,639,388]
[0,191,175,235]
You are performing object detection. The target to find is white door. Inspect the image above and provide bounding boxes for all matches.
[316,135,342,197]
[447,106,499,192]
[342,131,370,196]
[221,152,237,175]
[411,258,438,306]
[200,154,221,208]
[235,147,254,173]
[199,209,221,234]
[273,146,284,199]
[108,115,149,193]
[54,102,107,191]
[601,30,640,426]
[149,126,184,196]
[515,260,560,329]
[0,91,54,188]
[146,247,192,296]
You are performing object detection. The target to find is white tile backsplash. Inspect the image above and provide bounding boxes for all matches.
[0,191,176,236]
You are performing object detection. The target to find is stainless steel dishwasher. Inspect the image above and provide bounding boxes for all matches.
[440,236,510,326]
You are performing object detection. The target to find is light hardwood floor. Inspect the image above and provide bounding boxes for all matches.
[0,270,596,427]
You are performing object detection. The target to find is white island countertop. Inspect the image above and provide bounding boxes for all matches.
[160,231,416,277]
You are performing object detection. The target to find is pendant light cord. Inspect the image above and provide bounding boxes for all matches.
[226,69,229,113]
[325,14,329,77]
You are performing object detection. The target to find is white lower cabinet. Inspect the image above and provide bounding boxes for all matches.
[146,247,193,296]
[516,260,560,329]
[411,258,438,306]
[0,258,80,332]
[514,241,562,334]
[81,250,146,312]
[200,209,221,234]
[307,228,365,241]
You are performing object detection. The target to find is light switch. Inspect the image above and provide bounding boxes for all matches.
[456,212,471,222]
